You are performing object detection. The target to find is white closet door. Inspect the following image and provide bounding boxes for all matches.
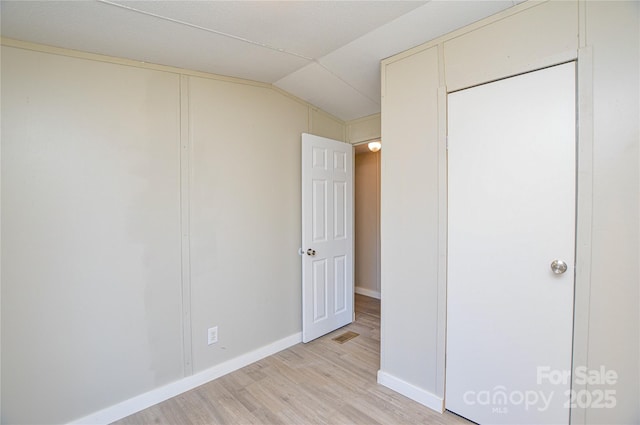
[446,62,576,425]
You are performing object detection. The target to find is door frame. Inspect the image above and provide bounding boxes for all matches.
[352,139,382,301]
[437,49,594,424]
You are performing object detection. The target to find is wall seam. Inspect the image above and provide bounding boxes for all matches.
[179,75,194,377]
[435,80,448,400]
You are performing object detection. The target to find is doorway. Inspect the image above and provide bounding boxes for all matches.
[353,141,382,362]
[354,142,381,305]
[300,134,381,342]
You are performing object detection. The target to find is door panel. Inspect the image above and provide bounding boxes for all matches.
[334,181,347,239]
[302,133,353,343]
[313,260,328,321]
[312,180,327,242]
[334,255,347,313]
[446,63,576,424]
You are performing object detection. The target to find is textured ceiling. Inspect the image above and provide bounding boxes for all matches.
[1,1,522,121]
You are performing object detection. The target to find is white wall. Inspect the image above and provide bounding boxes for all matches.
[188,77,308,372]
[380,45,441,403]
[584,2,639,422]
[346,114,381,145]
[354,151,380,299]
[380,1,639,423]
[2,47,184,424]
[310,107,346,142]
[0,42,345,424]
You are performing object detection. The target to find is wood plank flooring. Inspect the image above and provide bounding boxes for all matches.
[114,295,471,425]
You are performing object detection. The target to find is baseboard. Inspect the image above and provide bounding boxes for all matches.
[355,286,381,299]
[377,370,444,413]
[69,332,302,425]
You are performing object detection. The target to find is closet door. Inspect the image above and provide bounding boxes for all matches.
[446,62,576,424]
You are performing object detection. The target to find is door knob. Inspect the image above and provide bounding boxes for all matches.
[306,249,316,256]
[550,259,568,275]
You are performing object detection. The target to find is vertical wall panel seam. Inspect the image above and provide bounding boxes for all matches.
[435,48,448,400]
[435,42,448,400]
[179,75,194,377]
[578,0,587,48]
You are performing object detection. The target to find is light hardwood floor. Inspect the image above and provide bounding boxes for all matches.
[114,295,471,425]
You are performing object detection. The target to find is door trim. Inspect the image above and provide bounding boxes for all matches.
[570,46,594,425]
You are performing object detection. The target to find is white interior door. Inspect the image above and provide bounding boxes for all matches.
[446,63,576,424]
[301,133,353,343]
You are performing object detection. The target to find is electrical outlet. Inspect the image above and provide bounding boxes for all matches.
[208,326,218,345]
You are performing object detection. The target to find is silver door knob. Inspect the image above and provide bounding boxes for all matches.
[306,249,316,256]
[550,260,568,274]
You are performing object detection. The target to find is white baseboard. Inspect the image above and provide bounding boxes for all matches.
[69,332,302,425]
[377,370,444,413]
[355,286,381,299]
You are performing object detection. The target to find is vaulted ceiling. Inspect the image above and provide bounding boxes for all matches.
[1,1,523,121]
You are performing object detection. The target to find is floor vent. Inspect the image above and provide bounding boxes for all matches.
[332,331,359,344]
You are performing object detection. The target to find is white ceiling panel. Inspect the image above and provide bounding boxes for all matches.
[0,1,311,82]
[1,0,520,121]
[319,1,518,103]
[112,1,426,59]
[275,62,380,122]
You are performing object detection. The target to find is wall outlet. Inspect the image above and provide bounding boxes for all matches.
[207,326,218,345]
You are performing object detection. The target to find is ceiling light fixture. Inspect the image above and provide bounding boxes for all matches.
[368,140,382,152]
